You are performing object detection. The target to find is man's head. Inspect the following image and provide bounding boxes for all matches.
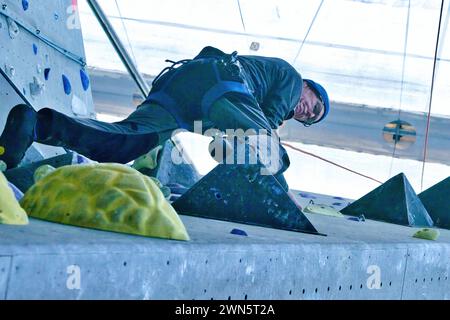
[294,79,329,127]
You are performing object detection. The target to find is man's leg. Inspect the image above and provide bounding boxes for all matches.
[35,103,179,164]
[0,103,179,167]
[0,104,37,169]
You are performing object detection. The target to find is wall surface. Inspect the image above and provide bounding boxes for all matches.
[0,0,94,159]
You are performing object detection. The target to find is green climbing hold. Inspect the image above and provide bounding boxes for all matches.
[0,160,6,172]
[132,145,163,171]
[149,176,171,199]
[34,164,56,182]
[413,228,440,241]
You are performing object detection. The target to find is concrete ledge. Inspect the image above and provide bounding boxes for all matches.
[1,210,449,299]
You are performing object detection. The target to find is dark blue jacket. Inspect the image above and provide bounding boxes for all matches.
[146,46,302,131]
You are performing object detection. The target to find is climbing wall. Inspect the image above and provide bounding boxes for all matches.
[0,0,94,159]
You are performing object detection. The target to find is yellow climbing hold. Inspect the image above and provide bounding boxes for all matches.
[0,146,5,156]
[0,172,29,225]
[413,228,440,241]
[20,163,189,241]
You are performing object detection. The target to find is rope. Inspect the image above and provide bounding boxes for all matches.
[388,0,411,177]
[281,142,383,185]
[292,0,324,65]
[114,0,138,65]
[421,0,445,190]
[236,0,246,32]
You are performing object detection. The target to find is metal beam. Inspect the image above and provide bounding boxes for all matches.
[86,0,150,97]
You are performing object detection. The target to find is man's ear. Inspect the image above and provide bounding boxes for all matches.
[302,81,308,89]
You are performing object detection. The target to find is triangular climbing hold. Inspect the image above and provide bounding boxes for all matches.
[418,177,450,229]
[341,173,433,227]
[172,164,323,235]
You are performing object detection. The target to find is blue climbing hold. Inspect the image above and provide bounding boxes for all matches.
[32,43,38,55]
[62,75,72,95]
[230,228,248,236]
[80,69,90,91]
[44,68,51,80]
[298,192,316,199]
[22,0,29,11]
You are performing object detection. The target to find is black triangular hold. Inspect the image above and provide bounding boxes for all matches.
[172,164,322,235]
[341,173,433,227]
[4,152,74,193]
[137,139,201,189]
[419,177,450,229]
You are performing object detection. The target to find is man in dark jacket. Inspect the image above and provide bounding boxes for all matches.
[0,46,329,193]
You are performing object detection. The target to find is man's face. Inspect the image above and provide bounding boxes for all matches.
[294,83,325,126]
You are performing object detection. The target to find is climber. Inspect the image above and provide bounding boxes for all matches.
[0,46,329,201]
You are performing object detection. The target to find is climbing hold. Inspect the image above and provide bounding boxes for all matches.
[298,192,316,199]
[32,43,38,55]
[80,69,90,91]
[347,214,365,222]
[132,145,163,171]
[33,164,55,183]
[20,163,189,240]
[7,17,19,39]
[419,177,450,230]
[413,228,440,241]
[0,172,29,225]
[0,159,6,171]
[54,13,59,20]
[149,176,171,199]
[71,95,88,116]
[44,68,51,80]
[22,0,29,11]
[230,228,248,236]
[0,147,5,157]
[4,64,15,77]
[303,201,343,218]
[29,76,44,96]
[341,173,433,227]
[62,74,72,95]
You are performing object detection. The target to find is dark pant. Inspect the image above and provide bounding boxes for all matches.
[35,103,177,164]
[34,97,289,190]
